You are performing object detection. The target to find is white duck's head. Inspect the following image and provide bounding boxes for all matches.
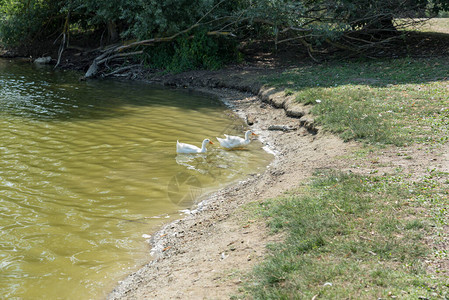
[244,130,257,141]
[201,138,214,151]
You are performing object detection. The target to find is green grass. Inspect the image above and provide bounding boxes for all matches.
[262,58,449,145]
[242,171,449,299]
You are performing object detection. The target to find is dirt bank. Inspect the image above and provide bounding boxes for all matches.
[107,73,357,299]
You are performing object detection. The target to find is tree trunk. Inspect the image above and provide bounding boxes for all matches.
[107,21,119,43]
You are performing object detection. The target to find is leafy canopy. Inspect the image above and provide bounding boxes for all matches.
[0,0,447,68]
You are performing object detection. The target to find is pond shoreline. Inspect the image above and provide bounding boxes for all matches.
[107,74,354,299]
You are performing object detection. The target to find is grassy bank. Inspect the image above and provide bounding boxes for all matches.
[263,57,449,146]
[239,22,449,299]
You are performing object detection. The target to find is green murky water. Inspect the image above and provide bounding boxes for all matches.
[0,59,272,299]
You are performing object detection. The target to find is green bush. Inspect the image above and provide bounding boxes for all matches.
[146,31,238,73]
[0,0,60,46]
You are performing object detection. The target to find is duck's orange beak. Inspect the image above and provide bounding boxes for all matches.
[209,141,214,144]
[252,132,258,136]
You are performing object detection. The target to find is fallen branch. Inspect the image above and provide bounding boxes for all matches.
[83,25,236,79]
[268,125,297,131]
[54,9,71,68]
[103,64,143,77]
[84,49,143,78]
[97,50,143,65]
[299,38,320,63]
[116,24,200,52]
[206,31,236,37]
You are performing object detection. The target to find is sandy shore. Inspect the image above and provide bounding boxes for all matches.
[107,78,355,299]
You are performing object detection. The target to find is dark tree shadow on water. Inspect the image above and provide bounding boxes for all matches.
[0,59,225,121]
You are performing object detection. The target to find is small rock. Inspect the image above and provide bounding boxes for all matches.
[284,101,306,118]
[34,56,52,64]
[271,170,285,176]
[270,96,286,108]
[299,116,318,134]
[267,125,296,131]
[246,114,255,125]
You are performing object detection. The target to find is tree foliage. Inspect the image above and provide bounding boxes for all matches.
[0,0,447,70]
[0,0,61,46]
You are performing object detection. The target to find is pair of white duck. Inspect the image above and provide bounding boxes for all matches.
[176,130,257,154]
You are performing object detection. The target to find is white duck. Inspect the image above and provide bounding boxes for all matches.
[216,130,257,149]
[176,139,214,154]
